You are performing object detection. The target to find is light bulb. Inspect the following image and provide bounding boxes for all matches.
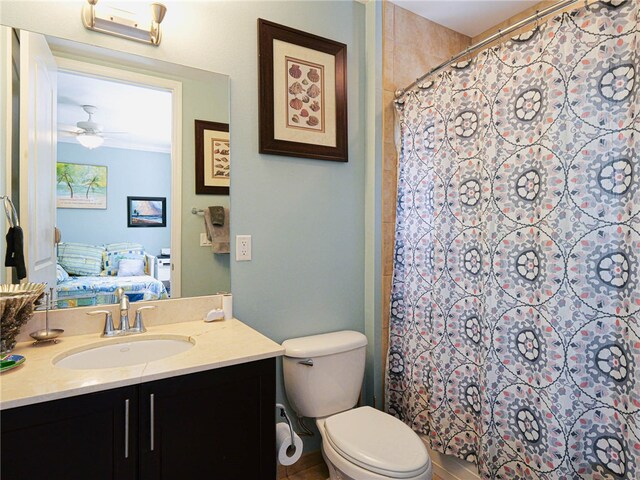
[76,133,104,149]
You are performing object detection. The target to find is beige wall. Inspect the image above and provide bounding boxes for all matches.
[381,1,470,381]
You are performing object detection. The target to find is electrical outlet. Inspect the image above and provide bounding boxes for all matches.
[236,235,252,261]
[200,233,212,247]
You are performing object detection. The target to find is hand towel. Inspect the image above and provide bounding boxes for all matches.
[5,226,27,280]
[204,208,215,242]
[208,206,225,226]
[203,207,230,254]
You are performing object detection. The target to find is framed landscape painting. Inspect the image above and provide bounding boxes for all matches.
[195,120,230,195]
[258,19,348,162]
[56,162,107,209]
[127,196,166,228]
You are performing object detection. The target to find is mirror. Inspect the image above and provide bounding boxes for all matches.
[2,27,231,309]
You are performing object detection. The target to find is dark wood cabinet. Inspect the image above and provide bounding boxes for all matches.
[1,358,276,480]
[139,359,276,480]
[1,385,138,480]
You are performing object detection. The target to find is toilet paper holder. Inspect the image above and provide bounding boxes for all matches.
[276,403,296,455]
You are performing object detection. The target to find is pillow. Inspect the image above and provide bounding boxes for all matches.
[105,242,144,252]
[57,242,105,276]
[102,243,145,276]
[117,258,145,277]
[56,264,70,283]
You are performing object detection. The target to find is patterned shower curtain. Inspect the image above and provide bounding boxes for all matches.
[386,1,639,478]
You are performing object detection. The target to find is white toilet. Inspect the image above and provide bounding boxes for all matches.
[282,330,432,480]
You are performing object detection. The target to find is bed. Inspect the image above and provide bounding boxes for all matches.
[55,242,169,308]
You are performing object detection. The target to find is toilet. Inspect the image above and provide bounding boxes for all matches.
[282,330,432,480]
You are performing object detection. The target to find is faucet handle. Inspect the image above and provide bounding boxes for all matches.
[136,305,157,312]
[87,310,116,337]
[133,305,156,333]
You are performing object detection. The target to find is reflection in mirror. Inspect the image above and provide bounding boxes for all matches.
[2,28,231,309]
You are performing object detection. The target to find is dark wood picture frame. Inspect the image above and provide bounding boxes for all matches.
[258,19,348,162]
[195,120,230,195]
[127,196,167,228]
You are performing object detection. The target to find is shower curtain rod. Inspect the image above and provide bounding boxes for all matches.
[394,0,581,103]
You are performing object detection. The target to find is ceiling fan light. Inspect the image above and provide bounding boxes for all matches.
[77,133,104,149]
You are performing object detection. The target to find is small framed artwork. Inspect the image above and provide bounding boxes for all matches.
[258,19,348,162]
[56,162,108,209]
[195,120,230,195]
[127,196,166,228]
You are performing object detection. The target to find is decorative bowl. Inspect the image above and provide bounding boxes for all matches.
[0,283,46,354]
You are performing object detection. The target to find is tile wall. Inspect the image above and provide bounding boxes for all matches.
[381,1,470,393]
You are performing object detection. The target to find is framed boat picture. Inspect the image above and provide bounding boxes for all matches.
[127,196,166,228]
[258,19,348,162]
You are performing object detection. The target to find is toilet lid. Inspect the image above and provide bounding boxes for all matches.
[324,407,429,478]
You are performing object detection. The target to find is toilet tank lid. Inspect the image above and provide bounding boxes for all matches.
[282,331,367,358]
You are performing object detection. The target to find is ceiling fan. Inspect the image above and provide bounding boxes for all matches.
[59,105,125,149]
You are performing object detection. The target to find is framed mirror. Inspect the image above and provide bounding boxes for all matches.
[1,27,231,309]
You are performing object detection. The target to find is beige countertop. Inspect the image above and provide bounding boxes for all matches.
[0,318,284,410]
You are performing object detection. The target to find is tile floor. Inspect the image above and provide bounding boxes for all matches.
[282,462,328,480]
[284,462,444,480]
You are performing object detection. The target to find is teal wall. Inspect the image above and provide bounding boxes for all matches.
[1,0,370,453]
[178,69,231,297]
[56,143,171,256]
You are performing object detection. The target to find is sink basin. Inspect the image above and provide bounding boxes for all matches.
[54,335,194,370]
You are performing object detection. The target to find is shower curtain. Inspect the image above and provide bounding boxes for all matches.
[386,1,639,478]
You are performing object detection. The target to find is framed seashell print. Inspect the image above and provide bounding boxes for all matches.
[258,19,348,162]
[195,120,230,194]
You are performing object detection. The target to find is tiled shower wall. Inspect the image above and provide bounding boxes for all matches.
[381,1,470,385]
[472,1,557,43]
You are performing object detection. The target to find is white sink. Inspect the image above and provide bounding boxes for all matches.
[54,336,194,370]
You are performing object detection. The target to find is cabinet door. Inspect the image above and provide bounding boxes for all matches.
[1,386,138,480]
[139,358,276,480]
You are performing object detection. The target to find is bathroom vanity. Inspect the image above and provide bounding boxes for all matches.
[2,359,274,479]
[0,307,284,480]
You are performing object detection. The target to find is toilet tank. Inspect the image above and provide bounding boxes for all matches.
[282,331,367,418]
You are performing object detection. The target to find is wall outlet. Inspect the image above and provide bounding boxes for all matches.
[236,235,252,261]
[200,233,212,247]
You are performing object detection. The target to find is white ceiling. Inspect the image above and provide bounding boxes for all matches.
[392,0,541,38]
[57,70,172,153]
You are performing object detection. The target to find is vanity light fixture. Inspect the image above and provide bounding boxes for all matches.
[76,133,104,150]
[82,0,167,46]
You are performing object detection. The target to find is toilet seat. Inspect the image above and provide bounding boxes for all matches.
[323,407,430,479]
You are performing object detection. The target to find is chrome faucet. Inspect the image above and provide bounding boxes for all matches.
[87,291,157,337]
[119,291,131,333]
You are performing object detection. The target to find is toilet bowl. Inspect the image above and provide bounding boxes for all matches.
[282,331,432,480]
[317,407,432,480]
